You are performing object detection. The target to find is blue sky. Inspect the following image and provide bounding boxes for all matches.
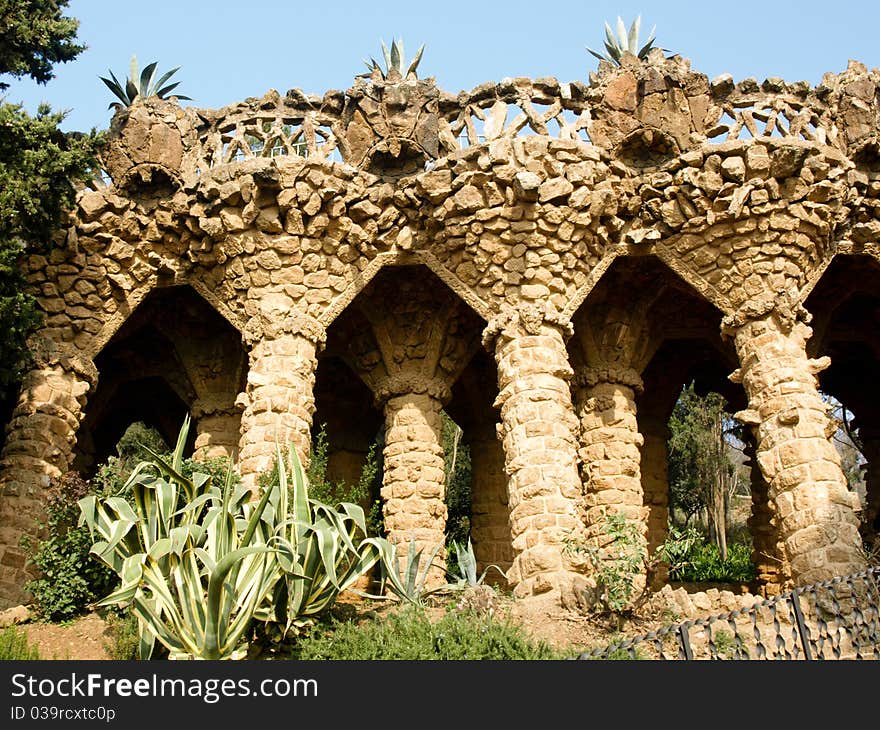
[4,1,880,132]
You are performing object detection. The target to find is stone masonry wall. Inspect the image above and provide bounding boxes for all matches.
[1,51,879,608]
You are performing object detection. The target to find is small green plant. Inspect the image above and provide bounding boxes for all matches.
[370,536,448,606]
[100,55,191,109]
[102,610,141,660]
[257,442,388,641]
[587,16,657,65]
[446,538,504,588]
[672,541,756,583]
[21,472,116,621]
[260,424,384,536]
[292,606,563,660]
[564,511,648,616]
[0,626,40,660]
[709,628,744,659]
[363,38,425,80]
[655,524,702,578]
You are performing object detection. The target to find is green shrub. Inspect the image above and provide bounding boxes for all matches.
[443,413,471,549]
[0,626,40,660]
[563,511,648,615]
[102,610,141,660]
[21,472,117,621]
[292,606,563,660]
[672,541,755,583]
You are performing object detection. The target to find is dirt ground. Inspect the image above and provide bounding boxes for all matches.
[13,588,669,661]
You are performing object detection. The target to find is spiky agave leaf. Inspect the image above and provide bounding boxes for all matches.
[406,44,425,77]
[589,16,660,66]
[616,17,628,49]
[100,55,190,107]
[628,16,640,51]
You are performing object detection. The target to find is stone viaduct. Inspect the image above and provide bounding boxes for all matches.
[1,49,878,609]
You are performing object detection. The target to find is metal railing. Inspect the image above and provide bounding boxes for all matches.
[577,566,880,660]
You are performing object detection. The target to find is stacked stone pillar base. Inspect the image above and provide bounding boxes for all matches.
[574,368,649,601]
[0,343,96,608]
[380,389,448,586]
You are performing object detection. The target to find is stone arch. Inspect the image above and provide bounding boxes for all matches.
[75,284,248,474]
[320,250,492,331]
[86,278,246,362]
[320,263,487,579]
[568,254,759,591]
[805,253,880,544]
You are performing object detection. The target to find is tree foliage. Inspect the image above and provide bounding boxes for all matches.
[668,384,745,559]
[0,0,84,90]
[0,0,100,439]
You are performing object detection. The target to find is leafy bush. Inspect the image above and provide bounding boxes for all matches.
[81,416,280,660]
[443,413,471,550]
[102,610,141,660]
[563,511,648,614]
[82,419,392,659]
[671,541,755,583]
[292,606,563,660]
[0,626,40,660]
[21,472,116,621]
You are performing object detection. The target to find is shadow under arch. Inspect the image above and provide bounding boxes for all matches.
[318,263,501,573]
[805,253,880,542]
[74,285,247,475]
[568,254,771,592]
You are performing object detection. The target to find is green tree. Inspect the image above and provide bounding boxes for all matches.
[668,384,745,560]
[0,0,100,441]
[0,1,84,91]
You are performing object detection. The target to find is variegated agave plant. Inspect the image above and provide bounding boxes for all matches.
[587,16,657,65]
[100,55,191,110]
[79,415,279,660]
[363,38,425,81]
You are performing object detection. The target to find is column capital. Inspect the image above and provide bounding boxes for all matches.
[27,333,98,386]
[720,290,811,339]
[373,374,451,408]
[572,365,644,394]
[243,309,327,349]
[482,303,573,350]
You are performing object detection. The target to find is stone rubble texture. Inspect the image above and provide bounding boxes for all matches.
[0,49,878,610]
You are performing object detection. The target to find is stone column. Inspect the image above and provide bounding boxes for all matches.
[376,376,449,586]
[725,300,864,585]
[468,421,513,582]
[483,305,588,602]
[192,400,241,461]
[237,311,325,490]
[743,432,788,593]
[573,366,649,594]
[0,339,97,608]
[640,418,670,586]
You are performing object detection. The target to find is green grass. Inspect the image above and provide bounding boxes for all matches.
[0,626,40,660]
